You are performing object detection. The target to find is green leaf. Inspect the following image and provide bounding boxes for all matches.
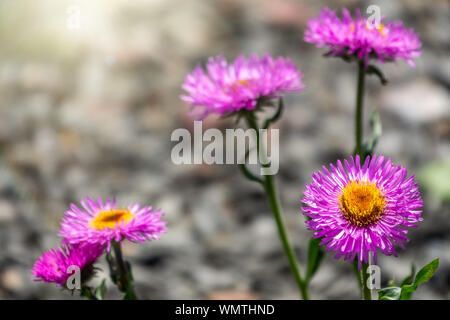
[378,260,439,300]
[413,258,439,286]
[378,287,401,300]
[400,275,413,287]
[94,279,107,300]
[106,252,118,284]
[305,238,325,283]
[263,98,284,129]
[79,285,92,299]
[399,259,439,300]
[400,264,416,287]
[399,284,416,300]
[363,110,382,157]
[124,289,137,300]
[366,64,388,85]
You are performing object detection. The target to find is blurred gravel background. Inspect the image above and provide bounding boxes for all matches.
[0,0,449,300]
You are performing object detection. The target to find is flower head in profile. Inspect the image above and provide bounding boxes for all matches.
[181,54,304,119]
[58,197,167,250]
[301,154,422,268]
[304,8,421,66]
[31,244,103,287]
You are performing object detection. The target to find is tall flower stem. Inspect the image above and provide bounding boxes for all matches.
[355,60,366,157]
[353,60,371,300]
[360,261,371,300]
[243,111,309,300]
[112,241,137,300]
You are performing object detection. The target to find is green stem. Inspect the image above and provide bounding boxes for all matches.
[361,261,372,300]
[355,60,366,157]
[112,241,137,300]
[244,112,309,300]
[80,284,98,300]
[264,174,309,300]
[354,60,371,300]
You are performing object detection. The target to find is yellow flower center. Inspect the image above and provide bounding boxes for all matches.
[226,79,251,93]
[234,79,249,87]
[339,181,385,227]
[373,23,388,37]
[350,23,388,37]
[89,208,134,230]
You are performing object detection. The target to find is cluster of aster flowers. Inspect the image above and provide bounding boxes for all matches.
[30,5,434,301]
[299,8,424,271]
[179,6,429,300]
[304,8,422,66]
[182,51,424,266]
[32,197,166,288]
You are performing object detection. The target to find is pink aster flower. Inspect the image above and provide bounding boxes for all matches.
[31,244,103,286]
[304,8,421,67]
[301,154,422,268]
[181,54,304,119]
[58,197,167,250]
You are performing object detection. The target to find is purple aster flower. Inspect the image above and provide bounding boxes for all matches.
[31,244,103,287]
[304,8,421,67]
[58,197,167,250]
[181,54,304,119]
[301,154,422,268]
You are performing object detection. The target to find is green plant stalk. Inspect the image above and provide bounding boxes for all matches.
[361,261,372,300]
[354,60,371,300]
[355,60,366,157]
[264,173,309,300]
[112,241,137,300]
[80,284,98,300]
[244,112,309,300]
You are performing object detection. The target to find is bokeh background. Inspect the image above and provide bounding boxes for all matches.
[0,0,449,299]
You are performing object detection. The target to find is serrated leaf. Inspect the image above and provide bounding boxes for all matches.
[378,287,401,300]
[305,238,325,283]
